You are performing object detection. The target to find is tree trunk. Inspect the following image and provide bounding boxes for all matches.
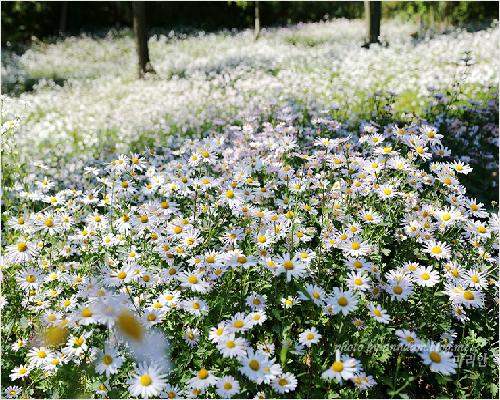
[254,1,261,40]
[364,1,381,46]
[59,1,68,34]
[133,1,155,79]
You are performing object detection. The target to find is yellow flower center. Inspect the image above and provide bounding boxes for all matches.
[188,275,199,284]
[81,307,93,318]
[117,271,127,280]
[351,242,360,250]
[283,261,294,270]
[140,374,152,386]
[116,311,143,341]
[103,355,113,365]
[26,274,36,283]
[421,273,430,280]
[237,256,247,264]
[431,246,442,254]
[17,242,28,252]
[37,351,47,358]
[197,368,209,379]
[147,313,157,321]
[429,351,441,363]
[331,360,344,372]
[337,296,348,307]
[249,360,260,371]
[226,340,236,349]
[463,291,474,301]
[393,286,403,295]
[74,336,85,346]
[234,320,244,328]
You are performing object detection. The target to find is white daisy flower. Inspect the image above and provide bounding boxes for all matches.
[9,364,31,381]
[368,303,391,324]
[423,239,452,259]
[298,327,322,348]
[95,344,124,377]
[326,287,359,316]
[271,372,298,394]
[321,350,358,383]
[217,334,248,359]
[188,368,219,390]
[127,361,168,399]
[419,342,457,375]
[5,240,39,264]
[215,375,240,398]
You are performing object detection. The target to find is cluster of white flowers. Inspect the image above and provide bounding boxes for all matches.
[1,19,498,399]
[1,20,498,165]
[2,109,498,397]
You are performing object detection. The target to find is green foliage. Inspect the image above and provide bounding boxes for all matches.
[4,1,497,46]
[384,1,498,29]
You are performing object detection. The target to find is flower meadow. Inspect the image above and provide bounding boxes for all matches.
[1,20,499,399]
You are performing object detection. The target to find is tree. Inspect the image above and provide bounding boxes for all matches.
[254,1,260,40]
[132,1,155,79]
[59,1,68,34]
[364,1,381,47]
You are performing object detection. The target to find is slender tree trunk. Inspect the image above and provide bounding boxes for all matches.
[59,1,68,34]
[254,1,261,40]
[133,1,155,79]
[364,1,381,46]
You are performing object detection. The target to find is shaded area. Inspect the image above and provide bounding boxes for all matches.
[2,1,498,46]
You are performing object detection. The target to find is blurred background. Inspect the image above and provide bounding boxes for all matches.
[2,1,498,46]
[1,1,498,206]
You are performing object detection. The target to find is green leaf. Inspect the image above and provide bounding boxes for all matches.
[280,344,289,366]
